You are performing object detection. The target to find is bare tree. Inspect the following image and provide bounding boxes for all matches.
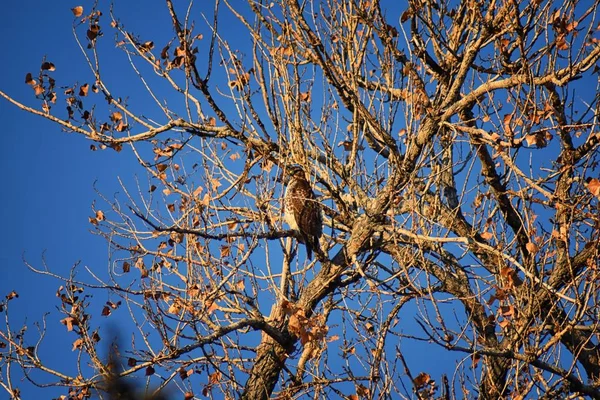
[2,0,600,399]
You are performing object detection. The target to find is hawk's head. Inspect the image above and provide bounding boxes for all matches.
[281,165,307,185]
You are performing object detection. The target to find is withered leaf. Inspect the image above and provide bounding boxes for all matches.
[110,111,123,122]
[41,62,56,71]
[87,25,101,41]
[71,6,84,17]
[25,73,36,85]
[156,164,168,173]
[115,121,128,132]
[6,291,19,300]
[33,85,44,96]
[95,210,105,221]
[586,177,600,198]
[79,84,89,97]
[413,372,430,388]
[72,338,84,351]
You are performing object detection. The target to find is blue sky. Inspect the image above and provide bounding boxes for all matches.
[0,2,167,398]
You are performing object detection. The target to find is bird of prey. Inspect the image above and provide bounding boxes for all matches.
[283,165,323,260]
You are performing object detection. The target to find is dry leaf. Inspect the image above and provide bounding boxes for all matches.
[72,338,84,351]
[586,177,600,198]
[25,73,35,85]
[526,242,538,253]
[41,62,56,71]
[79,83,89,96]
[480,231,493,240]
[71,6,84,17]
[95,210,105,221]
[413,372,430,388]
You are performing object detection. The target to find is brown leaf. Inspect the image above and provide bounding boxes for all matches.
[145,366,155,376]
[168,301,182,315]
[156,164,168,173]
[61,317,76,331]
[586,178,600,198]
[220,245,231,258]
[79,84,89,97]
[525,242,538,253]
[6,290,18,300]
[115,121,128,132]
[209,371,221,384]
[41,62,56,71]
[110,111,123,122]
[72,338,84,351]
[400,8,413,23]
[413,372,430,388]
[33,85,44,96]
[87,24,101,41]
[128,358,137,367]
[71,6,84,17]
[25,73,36,85]
[95,210,105,221]
[299,92,310,102]
[179,368,194,380]
[480,231,493,240]
[140,41,154,51]
[122,261,130,273]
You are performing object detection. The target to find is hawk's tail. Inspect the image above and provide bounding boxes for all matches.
[304,235,323,261]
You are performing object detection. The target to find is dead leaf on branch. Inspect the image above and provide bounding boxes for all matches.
[72,338,84,351]
[79,83,89,97]
[586,177,600,198]
[41,61,56,71]
[87,24,101,41]
[71,6,84,17]
[25,73,36,85]
[413,372,431,388]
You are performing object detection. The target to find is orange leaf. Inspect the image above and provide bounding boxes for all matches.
[480,231,493,240]
[79,84,89,96]
[586,178,600,198]
[95,210,104,221]
[525,242,538,253]
[413,372,430,388]
[72,338,84,351]
[110,111,123,122]
[71,6,84,17]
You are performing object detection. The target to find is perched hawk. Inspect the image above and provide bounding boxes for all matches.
[283,165,323,260]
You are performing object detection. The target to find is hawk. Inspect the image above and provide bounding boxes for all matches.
[283,165,323,260]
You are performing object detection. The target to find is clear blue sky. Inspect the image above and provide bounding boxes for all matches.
[0,2,177,398]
